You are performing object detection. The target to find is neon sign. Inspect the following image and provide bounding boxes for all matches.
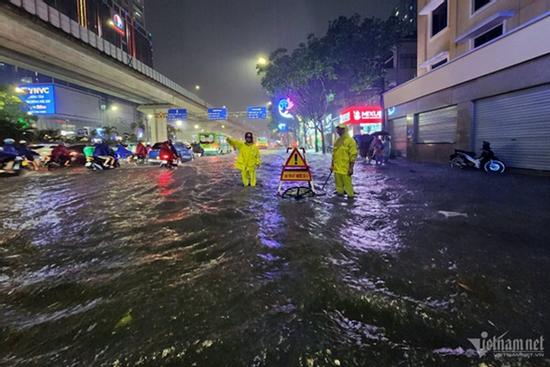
[339,106,382,125]
[111,14,125,35]
[278,98,295,119]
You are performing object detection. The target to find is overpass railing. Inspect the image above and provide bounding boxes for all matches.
[7,0,207,108]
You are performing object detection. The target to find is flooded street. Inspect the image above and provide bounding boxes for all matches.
[1,152,549,366]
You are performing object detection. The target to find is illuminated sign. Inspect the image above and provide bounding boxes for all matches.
[339,106,382,125]
[278,98,295,119]
[277,123,288,132]
[167,108,188,121]
[208,107,228,120]
[111,14,125,35]
[247,106,267,120]
[18,84,56,115]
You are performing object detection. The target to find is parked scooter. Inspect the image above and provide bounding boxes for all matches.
[449,141,506,173]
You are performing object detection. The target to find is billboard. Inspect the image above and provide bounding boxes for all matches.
[339,106,382,124]
[18,84,56,115]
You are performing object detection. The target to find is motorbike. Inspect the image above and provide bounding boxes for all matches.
[0,156,23,176]
[85,156,119,171]
[159,153,178,169]
[449,147,506,173]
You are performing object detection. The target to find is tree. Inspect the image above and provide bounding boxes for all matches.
[258,35,336,153]
[258,14,408,153]
[0,85,36,141]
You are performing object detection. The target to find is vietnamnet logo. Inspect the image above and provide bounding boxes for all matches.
[17,84,56,115]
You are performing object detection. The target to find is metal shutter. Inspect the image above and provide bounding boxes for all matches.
[389,117,408,157]
[417,106,457,143]
[475,84,550,170]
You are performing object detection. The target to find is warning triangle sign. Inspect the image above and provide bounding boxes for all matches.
[284,148,308,168]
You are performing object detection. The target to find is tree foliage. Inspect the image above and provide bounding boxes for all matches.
[0,85,36,141]
[258,14,408,152]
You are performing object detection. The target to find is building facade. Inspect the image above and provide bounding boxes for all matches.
[43,0,153,66]
[384,0,550,171]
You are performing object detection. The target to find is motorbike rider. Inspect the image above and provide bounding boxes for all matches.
[159,141,176,165]
[0,138,20,171]
[93,140,115,168]
[17,140,40,170]
[50,142,71,167]
[135,141,148,160]
[167,139,180,160]
[115,142,134,162]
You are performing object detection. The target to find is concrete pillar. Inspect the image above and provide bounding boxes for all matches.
[139,107,169,143]
[152,109,168,143]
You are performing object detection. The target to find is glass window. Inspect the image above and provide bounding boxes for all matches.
[473,0,492,13]
[474,24,503,48]
[431,0,448,37]
[431,58,447,70]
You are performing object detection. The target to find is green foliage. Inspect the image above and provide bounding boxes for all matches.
[0,85,36,141]
[258,13,410,152]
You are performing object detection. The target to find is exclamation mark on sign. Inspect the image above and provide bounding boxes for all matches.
[294,154,298,165]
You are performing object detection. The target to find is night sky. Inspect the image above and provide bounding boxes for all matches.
[144,0,398,111]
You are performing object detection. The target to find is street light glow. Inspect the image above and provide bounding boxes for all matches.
[110,105,119,111]
[147,114,153,119]
[258,57,268,66]
[195,85,201,91]
[194,124,200,129]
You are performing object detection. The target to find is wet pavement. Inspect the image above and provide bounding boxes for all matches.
[0,151,549,367]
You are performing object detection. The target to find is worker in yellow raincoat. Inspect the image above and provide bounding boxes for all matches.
[331,123,358,197]
[227,132,261,187]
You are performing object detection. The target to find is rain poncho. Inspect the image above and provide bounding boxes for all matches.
[332,129,358,175]
[227,137,261,186]
[227,138,261,170]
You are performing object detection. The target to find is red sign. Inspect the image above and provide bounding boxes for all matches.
[339,106,382,125]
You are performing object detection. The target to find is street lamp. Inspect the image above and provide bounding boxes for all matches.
[194,124,200,129]
[110,105,119,111]
[257,57,268,66]
[195,85,201,91]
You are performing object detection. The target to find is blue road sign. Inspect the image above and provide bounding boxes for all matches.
[247,106,267,120]
[208,107,228,120]
[18,84,56,115]
[167,108,188,121]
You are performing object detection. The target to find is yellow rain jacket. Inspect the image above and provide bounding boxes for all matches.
[332,130,358,175]
[227,137,261,170]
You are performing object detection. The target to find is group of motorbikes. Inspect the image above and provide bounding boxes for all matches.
[0,138,190,177]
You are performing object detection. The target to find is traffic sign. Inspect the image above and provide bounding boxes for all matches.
[283,148,307,168]
[208,107,228,120]
[247,106,267,120]
[281,169,312,181]
[280,148,312,182]
[167,108,188,121]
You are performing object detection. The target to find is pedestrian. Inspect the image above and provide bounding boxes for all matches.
[331,124,358,197]
[382,136,392,164]
[371,136,384,166]
[226,132,261,187]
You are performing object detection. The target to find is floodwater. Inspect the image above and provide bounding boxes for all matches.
[1,151,549,367]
